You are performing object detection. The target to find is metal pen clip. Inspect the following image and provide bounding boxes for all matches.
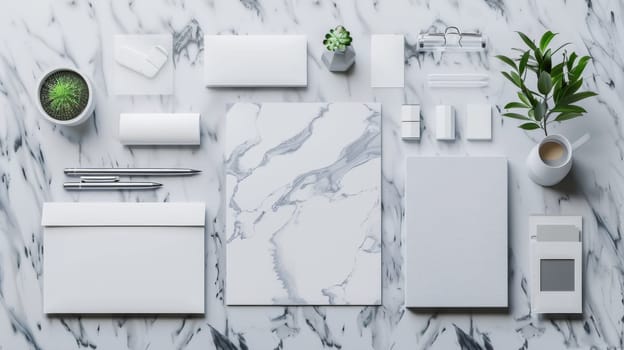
[80,176,121,183]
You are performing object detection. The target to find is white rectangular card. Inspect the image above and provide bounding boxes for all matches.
[466,104,492,140]
[42,202,205,314]
[204,35,307,87]
[405,157,508,308]
[371,35,404,88]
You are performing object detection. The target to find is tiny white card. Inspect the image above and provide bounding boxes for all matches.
[113,34,173,95]
[466,104,492,140]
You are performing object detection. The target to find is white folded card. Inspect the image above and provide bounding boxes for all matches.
[119,113,200,145]
[42,202,205,314]
[204,35,307,87]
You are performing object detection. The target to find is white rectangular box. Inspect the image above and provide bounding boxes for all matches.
[435,105,455,140]
[371,35,404,88]
[405,157,508,308]
[119,113,200,145]
[204,35,307,87]
[42,202,206,314]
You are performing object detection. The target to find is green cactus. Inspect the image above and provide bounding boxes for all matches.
[40,70,89,120]
[47,76,84,115]
[323,25,353,52]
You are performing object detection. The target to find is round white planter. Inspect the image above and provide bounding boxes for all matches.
[35,68,95,126]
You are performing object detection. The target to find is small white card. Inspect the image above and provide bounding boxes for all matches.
[371,35,404,88]
[466,104,492,140]
[113,34,173,95]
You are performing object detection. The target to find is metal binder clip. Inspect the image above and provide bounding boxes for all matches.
[417,26,487,53]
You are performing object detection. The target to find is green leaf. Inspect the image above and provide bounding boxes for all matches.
[502,71,522,89]
[519,51,530,76]
[496,55,518,71]
[510,72,524,86]
[550,62,565,79]
[517,31,539,52]
[570,56,590,80]
[554,112,583,122]
[552,105,587,113]
[503,112,531,120]
[504,102,530,109]
[519,122,541,130]
[566,78,583,95]
[534,101,546,121]
[551,42,571,56]
[559,91,598,105]
[518,92,532,106]
[553,79,564,103]
[542,49,552,72]
[567,52,578,71]
[539,31,557,51]
[537,71,553,94]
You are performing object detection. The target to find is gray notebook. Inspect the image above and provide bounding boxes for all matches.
[405,157,508,308]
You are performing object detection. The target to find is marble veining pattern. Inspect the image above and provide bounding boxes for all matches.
[225,102,381,306]
[0,0,623,349]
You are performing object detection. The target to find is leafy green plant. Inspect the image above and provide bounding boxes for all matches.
[323,25,353,52]
[496,31,597,135]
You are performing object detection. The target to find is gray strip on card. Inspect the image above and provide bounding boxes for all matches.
[537,225,580,241]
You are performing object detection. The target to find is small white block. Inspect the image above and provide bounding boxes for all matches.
[435,105,455,140]
[401,105,421,141]
[402,105,420,122]
[466,104,492,140]
[402,121,421,140]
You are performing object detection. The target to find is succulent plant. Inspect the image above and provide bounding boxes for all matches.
[323,25,353,52]
[40,70,89,120]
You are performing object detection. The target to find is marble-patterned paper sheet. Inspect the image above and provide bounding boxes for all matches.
[225,103,381,305]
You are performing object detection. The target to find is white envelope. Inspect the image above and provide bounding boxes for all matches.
[204,35,307,87]
[41,202,205,314]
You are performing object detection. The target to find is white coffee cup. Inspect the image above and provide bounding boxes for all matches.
[526,133,590,186]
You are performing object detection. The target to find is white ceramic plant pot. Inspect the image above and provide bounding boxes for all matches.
[526,133,590,186]
[35,68,95,126]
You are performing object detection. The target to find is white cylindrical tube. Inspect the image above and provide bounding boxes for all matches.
[119,113,200,145]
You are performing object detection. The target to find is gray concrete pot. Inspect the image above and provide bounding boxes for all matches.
[322,46,355,72]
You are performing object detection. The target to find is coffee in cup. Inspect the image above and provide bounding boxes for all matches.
[539,140,569,167]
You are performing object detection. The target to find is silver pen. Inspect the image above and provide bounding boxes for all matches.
[64,181,162,190]
[64,168,201,176]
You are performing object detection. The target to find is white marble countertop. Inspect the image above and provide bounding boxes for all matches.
[0,0,622,349]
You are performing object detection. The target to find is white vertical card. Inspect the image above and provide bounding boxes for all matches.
[466,104,492,140]
[371,35,404,88]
